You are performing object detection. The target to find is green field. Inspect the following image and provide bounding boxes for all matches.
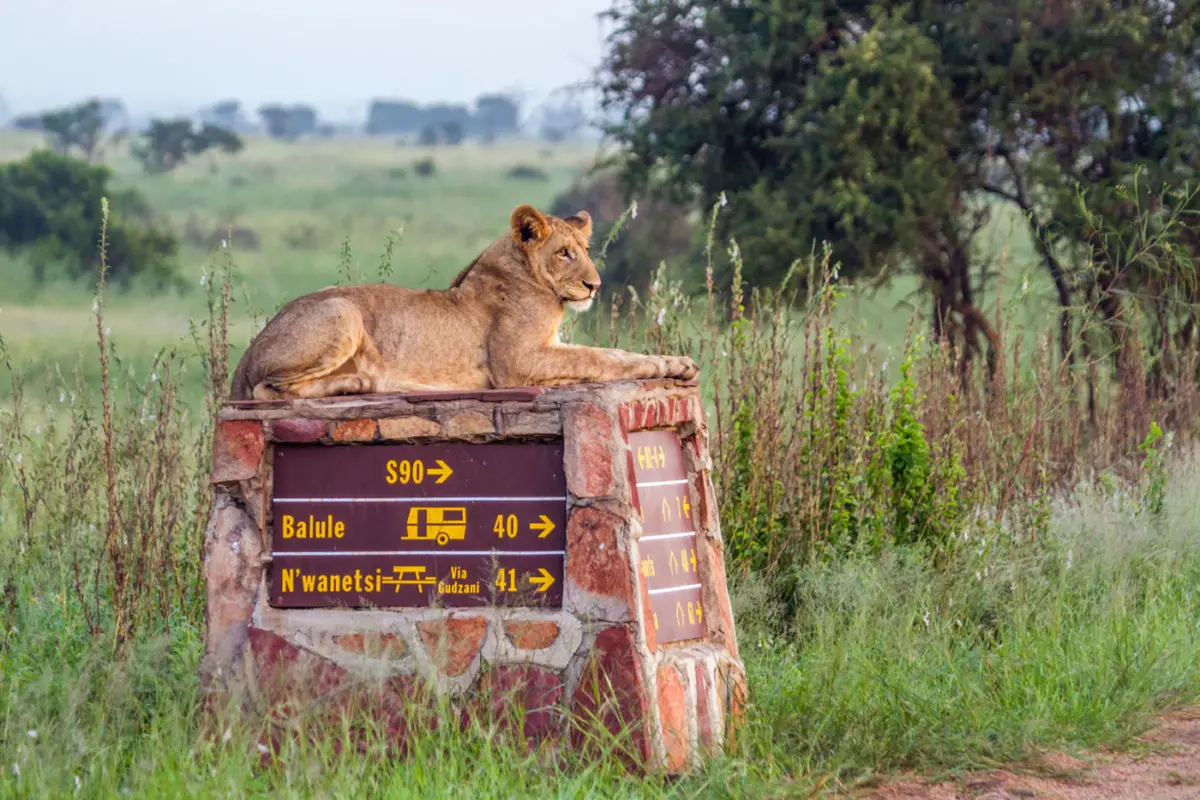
[0,131,1058,402]
[5,132,1186,797]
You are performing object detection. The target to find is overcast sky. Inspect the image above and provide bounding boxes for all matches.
[0,0,613,120]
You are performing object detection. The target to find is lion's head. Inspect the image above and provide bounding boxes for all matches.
[510,204,601,311]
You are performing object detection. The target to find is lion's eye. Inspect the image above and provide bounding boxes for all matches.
[558,248,572,259]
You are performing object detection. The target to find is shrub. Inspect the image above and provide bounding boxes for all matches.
[0,150,179,287]
[413,158,437,178]
[506,164,548,181]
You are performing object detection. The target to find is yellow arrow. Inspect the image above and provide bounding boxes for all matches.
[530,515,556,538]
[529,568,555,593]
[428,459,454,484]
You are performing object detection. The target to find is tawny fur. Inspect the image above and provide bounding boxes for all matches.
[229,204,699,400]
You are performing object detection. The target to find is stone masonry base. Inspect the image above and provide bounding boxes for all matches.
[203,379,745,772]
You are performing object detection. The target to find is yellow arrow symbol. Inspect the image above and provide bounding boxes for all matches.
[529,568,556,593]
[530,515,556,538]
[428,459,454,484]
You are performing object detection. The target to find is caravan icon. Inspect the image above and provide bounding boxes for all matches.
[404,506,467,546]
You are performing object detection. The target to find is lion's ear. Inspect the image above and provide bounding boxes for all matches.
[511,205,551,245]
[564,210,593,240]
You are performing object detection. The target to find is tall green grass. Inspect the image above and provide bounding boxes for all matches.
[4,135,1200,796]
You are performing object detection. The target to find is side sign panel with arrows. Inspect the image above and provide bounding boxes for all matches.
[629,430,706,644]
[269,442,566,608]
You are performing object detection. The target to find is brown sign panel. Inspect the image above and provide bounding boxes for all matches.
[628,430,706,644]
[270,553,562,608]
[269,442,566,608]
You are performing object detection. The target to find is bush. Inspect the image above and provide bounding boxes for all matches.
[0,150,179,287]
[506,164,548,181]
[413,158,437,178]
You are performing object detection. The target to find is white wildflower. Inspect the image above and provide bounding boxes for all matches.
[89,523,95,532]
[256,743,270,754]
[222,727,232,743]
[15,453,21,465]
[221,239,228,249]
[656,308,666,327]
[719,192,728,207]
[975,571,982,581]
[151,372,157,383]
[630,200,638,219]
[1021,279,1029,293]
[1010,582,1016,593]
[59,391,66,403]
[922,611,930,627]
[881,360,889,372]
[26,730,36,739]
[1065,549,1073,570]
[11,763,18,777]
[200,274,207,287]
[75,776,81,791]
[104,327,111,336]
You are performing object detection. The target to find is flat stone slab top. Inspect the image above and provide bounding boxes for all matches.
[203,379,744,772]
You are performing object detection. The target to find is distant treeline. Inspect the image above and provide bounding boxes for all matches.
[4,92,588,143]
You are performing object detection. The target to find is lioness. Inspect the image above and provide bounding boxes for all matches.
[229,204,699,400]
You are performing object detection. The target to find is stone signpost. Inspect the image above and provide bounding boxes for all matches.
[203,379,744,771]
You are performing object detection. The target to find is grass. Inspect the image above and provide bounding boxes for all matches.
[2,456,1198,796]
[3,130,1200,796]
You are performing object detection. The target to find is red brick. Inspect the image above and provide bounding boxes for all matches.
[268,418,327,443]
[498,410,561,436]
[617,404,631,434]
[332,418,378,442]
[693,473,719,536]
[695,663,716,756]
[566,507,634,611]
[418,617,487,677]
[336,632,409,659]
[717,660,748,749]
[248,627,346,712]
[211,420,264,483]
[503,620,560,650]
[471,664,564,746]
[378,417,441,439]
[627,449,641,512]
[563,403,616,498]
[657,663,689,772]
[570,626,651,767]
[643,400,659,429]
[444,410,495,438]
[699,541,739,660]
[639,576,657,654]
[629,402,646,431]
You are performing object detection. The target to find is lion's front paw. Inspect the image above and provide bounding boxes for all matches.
[662,356,699,380]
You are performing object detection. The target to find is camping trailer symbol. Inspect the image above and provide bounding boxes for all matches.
[404,506,467,546]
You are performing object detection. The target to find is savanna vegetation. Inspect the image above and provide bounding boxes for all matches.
[4,0,1200,795]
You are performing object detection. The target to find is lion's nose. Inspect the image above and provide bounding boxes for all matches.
[583,280,601,293]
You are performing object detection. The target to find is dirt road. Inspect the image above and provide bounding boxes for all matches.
[866,709,1200,799]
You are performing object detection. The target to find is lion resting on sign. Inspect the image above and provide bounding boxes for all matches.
[229,204,699,400]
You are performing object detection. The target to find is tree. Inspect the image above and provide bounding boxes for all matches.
[599,0,1200,379]
[132,119,243,173]
[538,94,586,143]
[366,100,425,135]
[38,100,105,161]
[258,104,318,140]
[0,150,179,286]
[441,120,465,146]
[474,93,521,138]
